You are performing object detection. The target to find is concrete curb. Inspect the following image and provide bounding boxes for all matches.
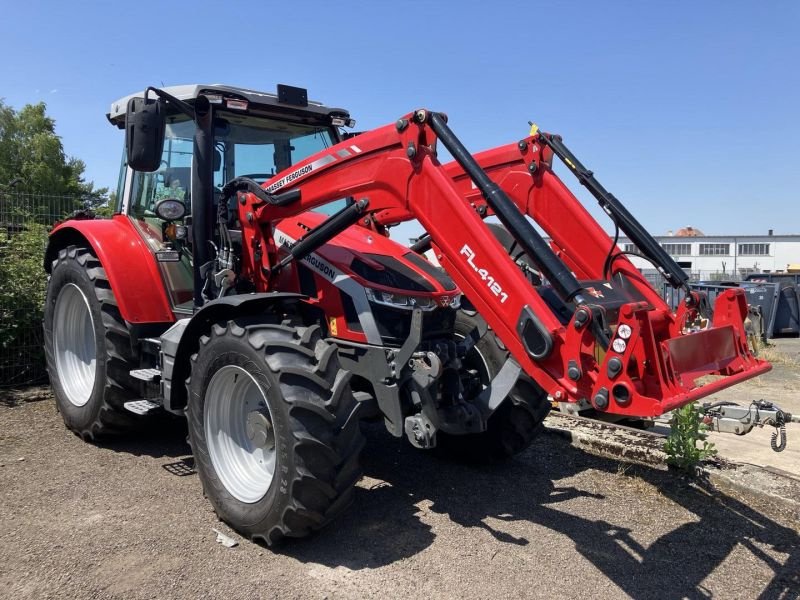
[703,463,800,518]
[544,412,800,519]
[544,412,668,467]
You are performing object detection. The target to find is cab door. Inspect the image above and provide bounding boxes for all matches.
[122,118,196,314]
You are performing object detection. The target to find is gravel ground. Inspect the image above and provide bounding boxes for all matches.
[1,398,799,600]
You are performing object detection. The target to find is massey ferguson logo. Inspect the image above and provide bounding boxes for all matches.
[439,296,452,307]
[265,163,313,193]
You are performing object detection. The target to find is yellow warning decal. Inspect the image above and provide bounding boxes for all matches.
[329,317,338,336]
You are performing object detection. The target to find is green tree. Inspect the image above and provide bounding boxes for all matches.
[0,99,107,211]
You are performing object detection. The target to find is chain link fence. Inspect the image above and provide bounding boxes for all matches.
[0,190,84,387]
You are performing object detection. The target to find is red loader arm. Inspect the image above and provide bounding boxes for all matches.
[442,135,771,415]
[235,111,769,418]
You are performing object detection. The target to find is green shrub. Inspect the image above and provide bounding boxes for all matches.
[0,222,49,383]
[664,402,717,472]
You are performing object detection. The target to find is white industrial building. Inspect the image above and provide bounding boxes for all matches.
[619,227,800,281]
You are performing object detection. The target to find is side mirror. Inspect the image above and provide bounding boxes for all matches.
[125,96,165,172]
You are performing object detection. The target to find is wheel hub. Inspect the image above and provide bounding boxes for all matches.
[246,410,275,450]
[204,365,277,504]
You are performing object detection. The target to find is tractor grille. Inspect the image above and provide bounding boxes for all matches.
[369,303,457,346]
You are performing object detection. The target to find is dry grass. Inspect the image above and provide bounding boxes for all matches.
[751,338,799,367]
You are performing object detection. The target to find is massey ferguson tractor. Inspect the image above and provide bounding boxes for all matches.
[43,84,773,545]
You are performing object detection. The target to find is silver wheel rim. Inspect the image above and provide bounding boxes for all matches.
[53,283,97,407]
[205,365,276,504]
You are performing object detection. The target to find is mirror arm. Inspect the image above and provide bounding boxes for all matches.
[145,87,194,119]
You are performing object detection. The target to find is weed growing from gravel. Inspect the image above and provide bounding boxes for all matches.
[664,402,717,472]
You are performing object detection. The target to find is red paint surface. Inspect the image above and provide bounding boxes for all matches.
[49,216,175,324]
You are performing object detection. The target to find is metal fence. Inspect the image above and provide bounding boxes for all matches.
[0,191,83,387]
[638,268,752,288]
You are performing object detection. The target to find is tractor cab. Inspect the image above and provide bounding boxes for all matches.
[106,84,350,313]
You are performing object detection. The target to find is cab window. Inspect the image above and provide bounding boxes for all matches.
[129,118,194,222]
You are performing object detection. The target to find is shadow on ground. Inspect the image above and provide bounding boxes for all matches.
[279,423,800,599]
[96,415,192,460]
[0,385,51,408]
[36,400,799,599]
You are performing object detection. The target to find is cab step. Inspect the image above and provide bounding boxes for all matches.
[123,399,162,415]
[129,368,162,382]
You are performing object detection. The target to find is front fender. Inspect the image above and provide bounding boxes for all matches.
[163,292,306,413]
[46,215,174,324]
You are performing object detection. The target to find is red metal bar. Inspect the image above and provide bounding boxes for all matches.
[233,116,770,418]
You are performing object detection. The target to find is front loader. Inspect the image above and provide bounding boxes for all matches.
[43,84,771,544]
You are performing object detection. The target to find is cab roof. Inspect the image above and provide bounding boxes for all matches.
[107,83,349,126]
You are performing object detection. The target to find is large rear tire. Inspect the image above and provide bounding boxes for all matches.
[187,320,364,545]
[439,310,551,460]
[43,246,140,439]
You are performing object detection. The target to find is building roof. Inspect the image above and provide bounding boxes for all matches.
[619,234,800,241]
[673,226,705,237]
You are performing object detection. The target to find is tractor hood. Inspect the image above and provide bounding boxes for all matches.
[275,211,459,298]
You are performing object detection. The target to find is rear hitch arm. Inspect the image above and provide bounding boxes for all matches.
[701,400,800,452]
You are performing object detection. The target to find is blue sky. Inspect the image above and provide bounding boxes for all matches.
[1,0,798,241]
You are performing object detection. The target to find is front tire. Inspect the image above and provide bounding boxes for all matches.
[440,310,551,460]
[43,246,139,439]
[187,320,364,545]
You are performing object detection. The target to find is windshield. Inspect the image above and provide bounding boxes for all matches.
[213,114,336,187]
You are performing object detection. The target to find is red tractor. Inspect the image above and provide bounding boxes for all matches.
[43,84,768,544]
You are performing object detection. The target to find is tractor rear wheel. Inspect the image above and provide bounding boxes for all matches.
[440,309,551,461]
[187,320,364,545]
[43,246,139,439]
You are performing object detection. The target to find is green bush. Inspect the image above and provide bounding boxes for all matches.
[664,402,717,472]
[0,222,49,382]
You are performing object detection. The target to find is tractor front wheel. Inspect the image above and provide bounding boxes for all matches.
[187,320,364,545]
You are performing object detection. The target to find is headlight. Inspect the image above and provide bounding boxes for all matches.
[365,288,454,311]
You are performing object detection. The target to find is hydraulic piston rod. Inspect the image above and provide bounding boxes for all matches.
[536,130,690,292]
[426,112,587,304]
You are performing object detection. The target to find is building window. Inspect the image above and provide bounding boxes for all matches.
[661,243,692,256]
[622,243,638,253]
[698,243,730,256]
[738,243,770,256]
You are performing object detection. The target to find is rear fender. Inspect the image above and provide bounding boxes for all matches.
[163,292,306,413]
[45,216,174,324]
